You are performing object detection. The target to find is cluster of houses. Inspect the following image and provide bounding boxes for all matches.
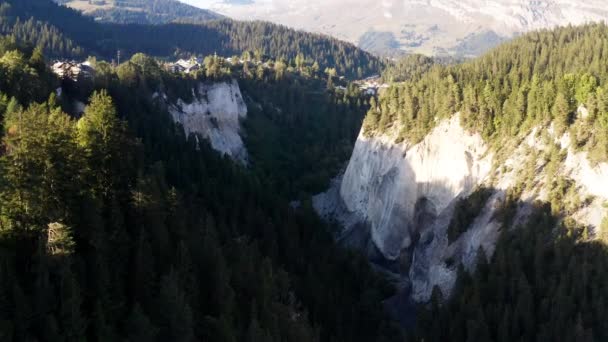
[355,75,389,95]
[166,56,260,74]
[51,61,95,82]
[166,56,388,96]
[167,58,203,74]
[50,57,387,98]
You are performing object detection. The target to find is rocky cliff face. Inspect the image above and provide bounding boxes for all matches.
[339,114,492,261]
[315,112,608,302]
[167,79,248,162]
[409,0,608,32]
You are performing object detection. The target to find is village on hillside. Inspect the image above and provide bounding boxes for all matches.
[50,55,388,95]
[165,55,275,74]
[354,75,389,95]
[51,55,256,80]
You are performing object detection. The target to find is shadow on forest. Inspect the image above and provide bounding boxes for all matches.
[377,186,608,341]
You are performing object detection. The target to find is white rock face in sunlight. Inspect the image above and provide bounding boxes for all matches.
[167,79,248,162]
[339,114,492,260]
[314,114,496,301]
[315,109,608,302]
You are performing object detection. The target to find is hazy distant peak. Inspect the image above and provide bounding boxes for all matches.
[184,0,608,56]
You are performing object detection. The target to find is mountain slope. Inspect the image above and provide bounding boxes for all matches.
[54,0,221,24]
[193,0,608,56]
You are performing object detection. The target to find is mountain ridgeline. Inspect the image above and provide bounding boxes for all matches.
[0,0,381,78]
[208,0,608,57]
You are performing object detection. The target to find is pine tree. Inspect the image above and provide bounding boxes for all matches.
[76,90,133,199]
[158,270,195,342]
[553,92,571,135]
[58,267,87,341]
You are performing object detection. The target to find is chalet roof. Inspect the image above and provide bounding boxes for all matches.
[50,60,96,81]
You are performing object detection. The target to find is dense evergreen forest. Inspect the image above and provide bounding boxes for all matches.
[413,198,608,342]
[54,0,221,25]
[0,4,84,59]
[380,54,464,83]
[0,37,403,341]
[0,0,381,78]
[365,24,608,163]
[240,74,368,198]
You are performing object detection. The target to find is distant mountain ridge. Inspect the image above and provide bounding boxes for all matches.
[1,0,381,78]
[195,0,608,57]
[54,0,221,24]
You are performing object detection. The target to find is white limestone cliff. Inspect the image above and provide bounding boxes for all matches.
[166,79,248,162]
[339,114,492,260]
[315,111,608,302]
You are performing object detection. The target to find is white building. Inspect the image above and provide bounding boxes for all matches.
[51,61,95,81]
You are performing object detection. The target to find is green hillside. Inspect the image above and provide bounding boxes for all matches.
[53,0,221,24]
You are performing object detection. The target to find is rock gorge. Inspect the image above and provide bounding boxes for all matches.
[315,111,608,302]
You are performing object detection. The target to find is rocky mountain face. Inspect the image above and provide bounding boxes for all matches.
[315,110,608,302]
[161,80,248,162]
[189,0,608,56]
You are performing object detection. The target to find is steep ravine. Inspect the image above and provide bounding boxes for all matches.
[315,112,608,302]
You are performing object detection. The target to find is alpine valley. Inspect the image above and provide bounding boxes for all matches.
[0,0,607,341]
[191,0,608,57]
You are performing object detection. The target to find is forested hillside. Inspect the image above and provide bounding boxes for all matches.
[241,75,368,198]
[365,23,608,163]
[53,0,220,25]
[413,201,608,341]
[0,38,402,341]
[0,3,84,59]
[0,0,381,78]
